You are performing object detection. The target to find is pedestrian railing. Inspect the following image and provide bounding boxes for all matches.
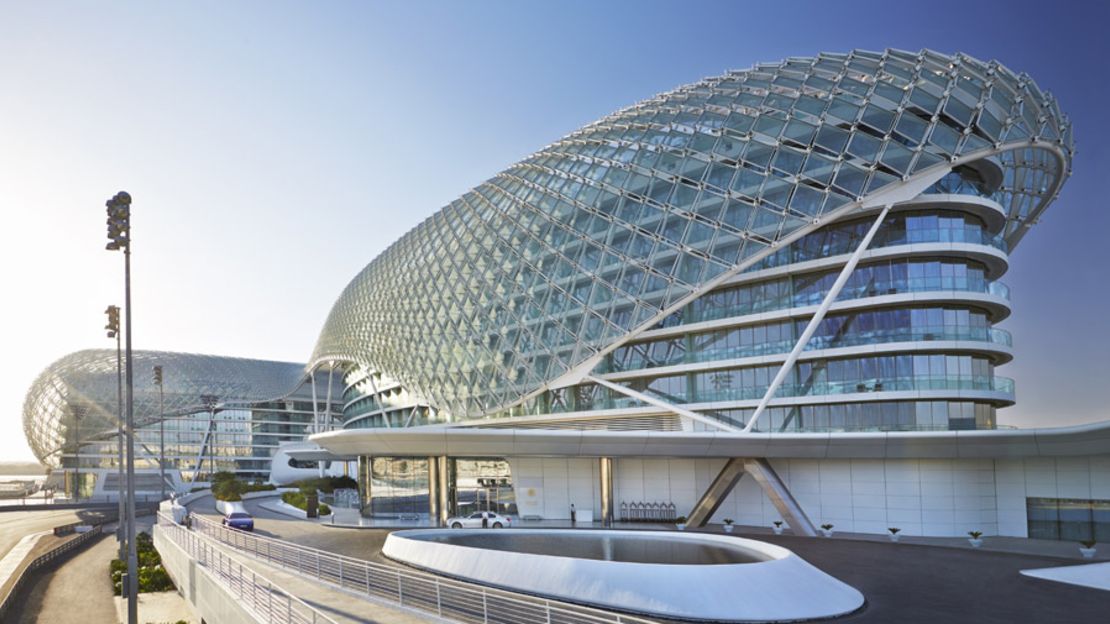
[157,513,337,624]
[187,512,658,624]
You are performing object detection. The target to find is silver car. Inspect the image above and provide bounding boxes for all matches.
[447,511,512,528]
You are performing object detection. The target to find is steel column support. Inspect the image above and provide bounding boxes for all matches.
[745,458,817,537]
[323,363,335,432]
[742,204,893,433]
[687,458,747,527]
[309,368,319,434]
[599,457,614,527]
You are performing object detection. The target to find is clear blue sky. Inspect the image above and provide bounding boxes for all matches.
[2,1,1107,461]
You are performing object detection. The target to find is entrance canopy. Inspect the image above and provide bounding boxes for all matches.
[303,419,1110,460]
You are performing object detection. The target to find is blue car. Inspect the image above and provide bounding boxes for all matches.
[222,511,254,531]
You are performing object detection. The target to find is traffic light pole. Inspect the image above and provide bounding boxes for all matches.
[72,409,79,502]
[116,329,126,560]
[107,190,138,624]
[123,241,138,624]
[157,370,165,500]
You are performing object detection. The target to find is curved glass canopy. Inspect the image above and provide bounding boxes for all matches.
[311,49,1073,422]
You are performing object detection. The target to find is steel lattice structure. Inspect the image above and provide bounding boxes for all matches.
[23,349,309,464]
[310,49,1073,421]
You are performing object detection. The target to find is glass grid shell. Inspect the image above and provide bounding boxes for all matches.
[316,49,1072,421]
[23,349,313,464]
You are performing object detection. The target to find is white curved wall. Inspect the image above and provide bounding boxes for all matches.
[384,529,863,622]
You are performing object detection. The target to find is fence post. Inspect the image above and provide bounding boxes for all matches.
[482,589,488,624]
[436,579,442,616]
[396,570,403,604]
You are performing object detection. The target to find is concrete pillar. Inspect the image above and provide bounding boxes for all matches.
[599,457,614,527]
[427,456,440,525]
[358,456,373,518]
[436,456,449,527]
[426,456,450,527]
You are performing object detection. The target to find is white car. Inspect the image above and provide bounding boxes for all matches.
[447,511,512,529]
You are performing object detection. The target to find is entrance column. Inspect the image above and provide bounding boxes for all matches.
[358,456,373,518]
[436,456,449,527]
[599,457,614,527]
[427,456,449,527]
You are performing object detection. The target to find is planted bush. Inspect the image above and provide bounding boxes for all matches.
[282,490,331,516]
[211,473,276,501]
[109,531,174,595]
[288,475,358,494]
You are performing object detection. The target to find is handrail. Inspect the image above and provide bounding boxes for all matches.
[157,513,338,624]
[187,512,658,624]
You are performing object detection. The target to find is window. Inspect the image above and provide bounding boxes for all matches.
[1027,498,1110,542]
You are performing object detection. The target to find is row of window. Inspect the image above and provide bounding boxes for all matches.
[345,406,439,430]
[514,353,1006,418]
[608,306,1004,372]
[704,400,996,432]
[750,209,1004,273]
[1027,498,1110,542]
[659,257,1005,328]
[624,354,997,405]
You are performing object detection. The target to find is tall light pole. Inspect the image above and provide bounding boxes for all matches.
[153,365,165,500]
[106,305,126,560]
[71,405,86,501]
[106,190,138,624]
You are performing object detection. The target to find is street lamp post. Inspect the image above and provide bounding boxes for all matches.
[71,405,86,501]
[153,365,165,500]
[106,190,138,624]
[106,305,126,559]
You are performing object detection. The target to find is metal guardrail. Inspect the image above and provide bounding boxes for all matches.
[157,513,338,624]
[188,512,658,624]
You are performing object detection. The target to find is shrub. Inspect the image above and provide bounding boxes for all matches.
[210,475,274,501]
[968,530,983,539]
[1080,540,1096,549]
[289,476,358,494]
[282,491,330,516]
[110,531,174,595]
[888,527,901,535]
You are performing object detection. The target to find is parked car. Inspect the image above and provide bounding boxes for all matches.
[223,511,255,531]
[447,511,512,529]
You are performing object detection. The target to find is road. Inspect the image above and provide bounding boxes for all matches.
[189,495,394,562]
[0,509,86,561]
[5,531,119,624]
[187,495,1110,624]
